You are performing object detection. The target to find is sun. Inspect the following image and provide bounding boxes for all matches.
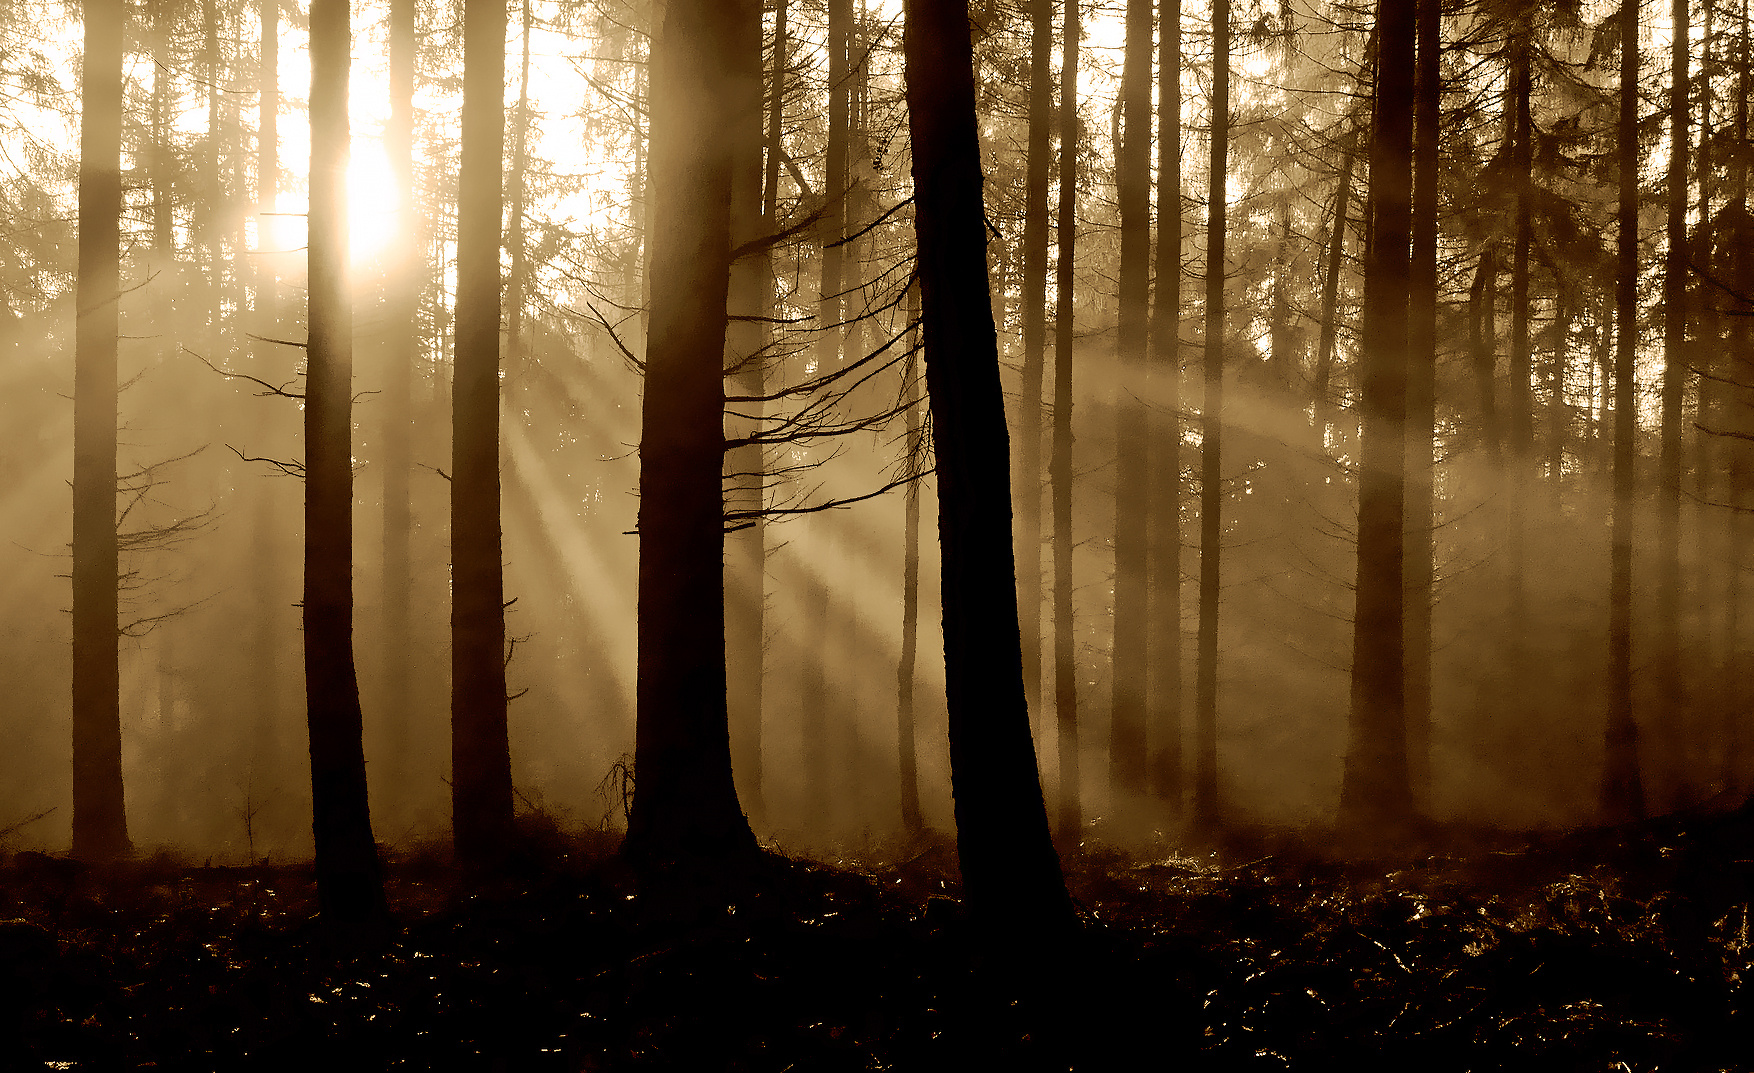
[346,140,400,264]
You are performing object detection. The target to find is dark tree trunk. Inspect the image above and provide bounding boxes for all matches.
[452,0,514,867]
[1506,18,1533,672]
[1656,0,1689,806]
[306,0,387,925]
[1148,0,1182,807]
[903,0,1073,932]
[1471,248,1503,463]
[1017,0,1052,729]
[1110,0,1153,807]
[899,286,924,835]
[1311,133,1356,442]
[624,0,759,865]
[725,0,767,825]
[1340,0,1415,831]
[380,0,417,810]
[1052,0,1082,846]
[1192,0,1229,830]
[72,0,130,863]
[1404,0,1439,814]
[1603,0,1647,824]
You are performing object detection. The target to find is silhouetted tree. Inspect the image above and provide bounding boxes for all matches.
[1341,0,1416,831]
[1148,0,1183,807]
[623,0,760,864]
[72,0,130,862]
[1052,0,1082,846]
[305,0,387,925]
[903,0,1072,931]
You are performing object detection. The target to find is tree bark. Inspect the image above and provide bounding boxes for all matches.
[624,0,759,864]
[1148,0,1182,807]
[1110,0,1154,807]
[1657,0,1689,806]
[1017,0,1052,731]
[1340,0,1416,831]
[1052,0,1082,846]
[306,0,387,924]
[1404,0,1439,815]
[452,0,515,867]
[903,0,1073,932]
[1602,0,1647,824]
[1191,0,1229,830]
[72,0,130,862]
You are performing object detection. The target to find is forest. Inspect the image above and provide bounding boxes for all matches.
[3,0,1754,1066]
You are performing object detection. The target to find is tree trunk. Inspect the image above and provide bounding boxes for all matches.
[1506,18,1533,677]
[306,0,387,924]
[1191,0,1229,830]
[72,0,130,862]
[452,0,514,867]
[1340,0,1415,831]
[380,0,417,814]
[1148,0,1182,807]
[1110,0,1153,808]
[1656,0,1689,806]
[1602,0,1647,823]
[1017,0,1052,732]
[903,0,1073,932]
[1404,0,1439,814]
[725,0,767,826]
[899,284,924,835]
[624,0,759,865]
[1311,132,1356,443]
[1052,0,1082,846]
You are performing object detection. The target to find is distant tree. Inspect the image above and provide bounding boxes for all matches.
[71,0,130,862]
[902,0,1073,931]
[1148,0,1182,808]
[452,0,515,868]
[1341,0,1416,831]
[305,0,387,925]
[1602,0,1645,824]
[1016,0,1051,727]
[1110,0,1152,808]
[1052,0,1081,846]
[1655,0,1690,804]
[623,0,760,864]
[1192,0,1230,829]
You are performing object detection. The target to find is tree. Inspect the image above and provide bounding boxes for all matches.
[1340,0,1416,830]
[903,0,1072,931]
[1110,0,1153,807]
[305,0,387,925]
[623,0,760,865]
[1192,0,1230,829]
[1602,0,1646,824]
[452,0,515,867]
[1656,0,1689,805]
[1052,0,1082,846]
[71,0,130,862]
[1148,0,1182,808]
[1016,0,1051,728]
[1404,0,1439,812]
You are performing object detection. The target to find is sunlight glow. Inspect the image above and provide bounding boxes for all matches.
[347,141,398,264]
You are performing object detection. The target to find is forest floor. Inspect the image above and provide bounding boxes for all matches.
[4,805,1754,1071]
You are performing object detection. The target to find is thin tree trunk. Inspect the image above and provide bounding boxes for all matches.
[1311,133,1356,443]
[1404,0,1439,815]
[1052,0,1082,846]
[898,284,924,835]
[624,0,759,864]
[1017,0,1052,732]
[1657,0,1689,806]
[1111,0,1153,807]
[380,0,417,813]
[307,0,387,923]
[1192,0,1229,830]
[1603,0,1647,823]
[72,0,130,862]
[725,0,767,826]
[1506,18,1534,678]
[903,0,1073,932]
[1148,0,1182,807]
[1340,0,1416,831]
